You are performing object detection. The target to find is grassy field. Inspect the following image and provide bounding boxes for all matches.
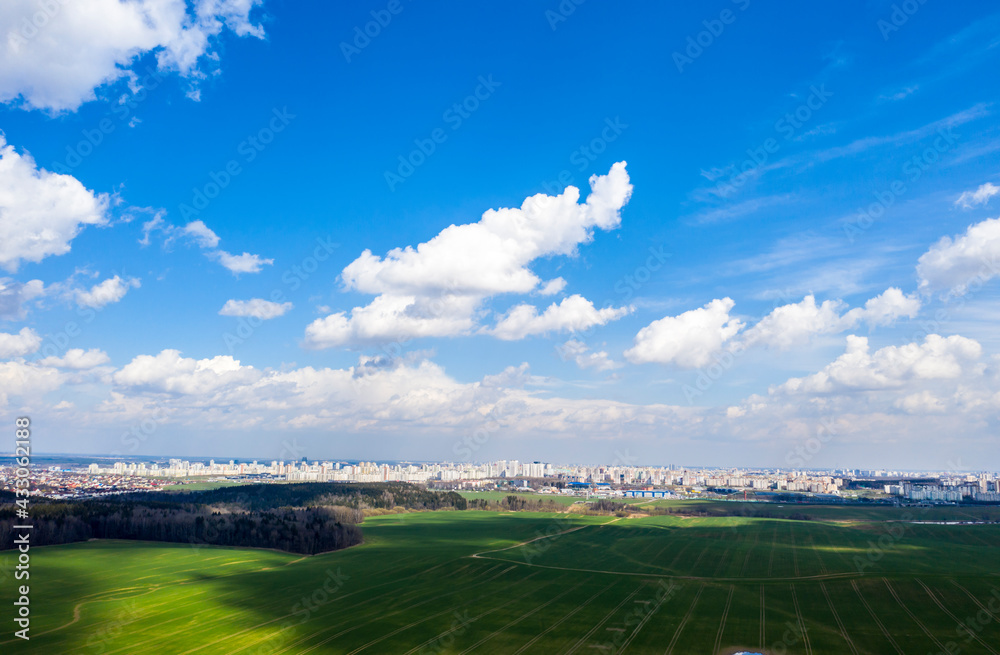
[2,506,999,654]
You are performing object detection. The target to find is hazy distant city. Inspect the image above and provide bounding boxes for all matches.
[6,454,999,504]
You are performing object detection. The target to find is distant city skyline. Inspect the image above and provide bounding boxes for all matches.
[2,3,1000,467]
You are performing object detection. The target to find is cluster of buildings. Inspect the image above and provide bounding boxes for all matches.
[0,465,171,498]
[884,476,1000,503]
[10,459,984,506]
[77,459,856,499]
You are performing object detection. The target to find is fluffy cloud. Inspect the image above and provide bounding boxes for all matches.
[0,277,45,319]
[113,349,262,395]
[39,348,110,369]
[182,220,220,248]
[538,277,567,295]
[98,349,697,440]
[742,288,920,349]
[0,0,265,111]
[306,162,633,347]
[213,250,273,274]
[844,287,921,326]
[488,295,632,341]
[917,217,1000,295]
[773,334,982,394]
[956,182,999,209]
[625,298,744,368]
[219,298,292,319]
[558,339,622,372]
[0,359,63,406]
[141,216,272,274]
[75,275,141,309]
[741,295,846,350]
[0,134,110,271]
[0,327,41,358]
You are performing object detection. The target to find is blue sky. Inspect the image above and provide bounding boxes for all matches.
[2,0,999,468]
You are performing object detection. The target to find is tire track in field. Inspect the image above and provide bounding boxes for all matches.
[789,524,800,577]
[563,587,642,655]
[663,583,704,655]
[950,578,1000,621]
[917,579,1000,655]
[285,566,532,655]
[456,579,586,654]
[230,564,505,655]
[850,579,905,655]
[688,541,711,575]
[510,580,619,655]
[759,585,765,648]
[342,572,548,655]
[665,541,694,574]
[739,530,759,577]
[134,560,478,655]
[15,549,328,649]
[790,584,812,655]
[713,584,735,655]
[767,526,778,577]
[883,578,946,652]
[712,545,734,578]
[183,564,523,655]
[807,535,827,575]
[128,558,466,653]
[471,518,620,560]
[616,580,677,653]
[819,581,858,655]
[820,523,852,573]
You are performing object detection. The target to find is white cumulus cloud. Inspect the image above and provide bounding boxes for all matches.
[488,295,632,341]
[955,182,999,209]
[219,298,292,319]
[39,348,110,369]
[0,134,110,271]
[558,339,623,372]
[182,220,220,248]
[0,327,41,358]
[625,297,744,368]
[75,275,140,309]
[917,217,1000,295]
[0,0,265,112]
[213,250,273,274]
[306,162,633,348]
[773,334,982,394]
[742,288,920,349]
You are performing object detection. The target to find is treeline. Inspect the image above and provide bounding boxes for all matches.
[0,501,361,554]
[465,495,568,513]
[1,482,469,554]
[118,482,468,512]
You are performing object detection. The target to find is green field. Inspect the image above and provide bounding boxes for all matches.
[3,508,999,654]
